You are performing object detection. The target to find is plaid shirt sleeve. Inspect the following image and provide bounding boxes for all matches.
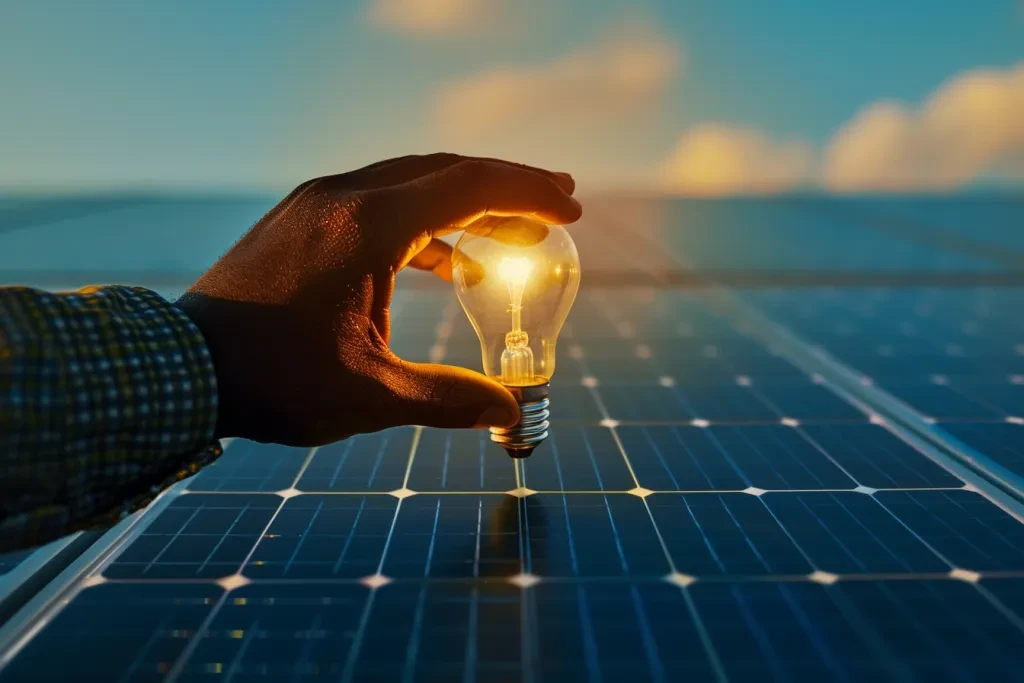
[0,285,222,553]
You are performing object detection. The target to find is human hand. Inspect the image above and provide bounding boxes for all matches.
[176,154,581,446]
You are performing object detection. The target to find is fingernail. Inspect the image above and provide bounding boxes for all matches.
[476,405,518,428]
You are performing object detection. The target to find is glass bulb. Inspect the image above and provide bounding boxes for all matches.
[452,217,581,457]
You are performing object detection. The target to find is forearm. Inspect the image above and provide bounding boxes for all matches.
[0,285,221,552]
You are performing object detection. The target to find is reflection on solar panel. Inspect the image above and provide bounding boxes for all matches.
[2,196,1024,681]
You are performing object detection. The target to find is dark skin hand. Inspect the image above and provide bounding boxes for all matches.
[176,154,582,447]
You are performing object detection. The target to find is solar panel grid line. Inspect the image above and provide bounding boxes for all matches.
[337,304,452,683]
[708,286,1024,521]
[575,293,964,498]
[603,302,794,424]
[692,289,1024,642]
[974,582,1024,636]
[584,295,863,425]
[160,445,321,682]
[551,304,767,678]
[211,413,987,499]
[562,350,732,683]
[337,494,401,680]
[811,583,920,683]
[581,294,1024,581]
[823,356,1024,511]
[127,485,992,495]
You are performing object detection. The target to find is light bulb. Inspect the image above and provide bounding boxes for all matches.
[452,217,581,458]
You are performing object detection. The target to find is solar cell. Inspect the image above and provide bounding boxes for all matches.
[521,428,636,492]
[754,381,866,421]
[617,424,856,491]
[297,429,416,493]
[693,579,1024,682]
[874,489,1024,571]
[187,442,311,492]
[798,423,963,489]
[177,584,369,681]
[407,430,519,492]
[602,384,780,423]
[0,583,223,683]
[103,494,281,579]
[245,496,399,580]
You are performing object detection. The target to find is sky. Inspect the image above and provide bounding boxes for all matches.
[0,0,1021,194]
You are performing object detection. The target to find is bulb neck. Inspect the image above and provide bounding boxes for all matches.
[489,382,550,458]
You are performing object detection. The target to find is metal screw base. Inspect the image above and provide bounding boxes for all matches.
[490,382,550,459]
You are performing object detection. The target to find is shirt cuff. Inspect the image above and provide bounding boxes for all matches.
[1,285,221,550]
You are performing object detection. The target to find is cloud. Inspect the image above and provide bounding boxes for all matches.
[824,62,1024,192]
[658,62,1023,196]
[659,123,814,196]
[433,24,681,142]
[366,0,505,38]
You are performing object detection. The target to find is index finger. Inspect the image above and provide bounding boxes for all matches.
[378,159,583,242]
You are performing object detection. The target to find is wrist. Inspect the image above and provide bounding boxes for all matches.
[175,293,235,440]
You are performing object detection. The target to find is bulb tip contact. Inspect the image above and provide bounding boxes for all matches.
[503,446,536,459]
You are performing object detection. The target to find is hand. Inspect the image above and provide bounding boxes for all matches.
[176,154,582,446]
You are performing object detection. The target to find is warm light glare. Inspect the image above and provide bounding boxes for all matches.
[499,257,533,286]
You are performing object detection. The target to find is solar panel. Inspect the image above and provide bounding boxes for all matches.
[0,553,32,578]
[3,197,1024,681]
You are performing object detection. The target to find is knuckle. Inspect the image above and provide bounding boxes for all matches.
[297,176,322,192]
[297,177,333,206]
[452,158,488,181]
[426,152,462,165]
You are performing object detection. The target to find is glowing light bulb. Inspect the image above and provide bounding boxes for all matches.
[452,218,581,458]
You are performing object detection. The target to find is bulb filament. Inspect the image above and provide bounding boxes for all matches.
[499,257,535,384]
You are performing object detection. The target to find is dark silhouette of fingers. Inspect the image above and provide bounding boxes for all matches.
[453,157,575,194]
[380,160,582,246]
[368,155,575,194]
[324,154,574,194]
[352,153,464,189]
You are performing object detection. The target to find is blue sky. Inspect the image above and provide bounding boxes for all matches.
[1,0,1021,193]
[658,0,1022,140]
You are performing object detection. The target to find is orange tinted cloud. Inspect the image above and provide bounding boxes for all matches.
[824,62,1024,192]
[433,24,681,141]
[660,123,813,196]
[367,0,503,37]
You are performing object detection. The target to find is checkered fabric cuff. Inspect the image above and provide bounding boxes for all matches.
[0,285,221,552]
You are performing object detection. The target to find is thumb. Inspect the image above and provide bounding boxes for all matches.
[381,359,520,430]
